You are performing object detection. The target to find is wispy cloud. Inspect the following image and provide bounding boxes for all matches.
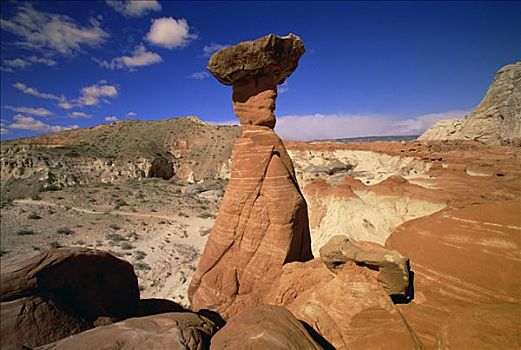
[0,4,108,56]
[4,105,54,117]
[0,122,8,134]
[126,112,137,117]
[202,43,229,57]
[105,116,118,121]
[106,0,161,17]
[13,81,118,109]
[95,44,162,70]
[188,71,210,80]
[8,114,78,133]
[13,82,64,101]
[146,17,197,49]
[1,56,57,72]
[274,111,469,141]
[70,111,92,119]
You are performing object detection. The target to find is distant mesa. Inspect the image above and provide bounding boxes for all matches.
[419,61,521,144]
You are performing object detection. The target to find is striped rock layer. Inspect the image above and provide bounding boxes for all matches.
[188,34,312,319]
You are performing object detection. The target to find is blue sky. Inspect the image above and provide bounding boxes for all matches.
[1,1,520,141]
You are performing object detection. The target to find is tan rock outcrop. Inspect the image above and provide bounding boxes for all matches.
[210,304,324,350]
[266,259,422,350]
[320,235,411,297]
[188,34,312,319]
[419,61,521,144]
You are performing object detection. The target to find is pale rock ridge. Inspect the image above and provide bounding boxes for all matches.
[419,61,521,144]
[188,34,312,319]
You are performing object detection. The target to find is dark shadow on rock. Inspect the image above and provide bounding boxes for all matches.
[197,309,226,329]
[139,298,187,317]
[300,321,336,350]
[391,270,415,304]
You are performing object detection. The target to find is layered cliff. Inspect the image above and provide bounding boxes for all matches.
[419,61,521,144]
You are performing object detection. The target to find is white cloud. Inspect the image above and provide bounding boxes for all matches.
[126,112,137,117]
[96,44,162,70]
[0,121,8,134]
[0,4,108,56]
[70,111,92,119]
[13,81,118,109]
[188,71,210,80]
[4,105,53,117]
[274,111,469,141]
[146,17,197,49]
[13,82,64,101]
[105,116,118,121]
[106,0,161,17]
[58,101,75,110]
[77,83,118,106]
[3,58,30,68]
[2,56,57,70]
[202,43,229,57]
[8,114,79,133]
[278,81,289,94]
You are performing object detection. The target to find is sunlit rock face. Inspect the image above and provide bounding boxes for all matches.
[419,61,521,144]
[188,34,312,319]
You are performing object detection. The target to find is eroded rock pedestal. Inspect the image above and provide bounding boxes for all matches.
[188,34,313,318]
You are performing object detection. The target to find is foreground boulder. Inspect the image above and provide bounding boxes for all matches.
[38,312,217,350]
[189,34,313,319]
[266,259,422,350]
[211,305,323,350]
[320,235,411,298]
[0,248,140,349]
[419,61,521,144]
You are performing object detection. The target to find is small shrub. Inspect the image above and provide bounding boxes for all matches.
[135,262,151,271]
[106,232,127,242]
[32,245,41,251]
[198,212,214,219]
[120,242,134,250]
[57,227,74,235]
[49,241,62,249]
[17,229,36,236]
[28,212,41,220]
[127,232,140,240]
[42,185,61,192]
[0,248,8,256]
[134,250,146,260]
[109,224,121,230]
[31,194,42,201]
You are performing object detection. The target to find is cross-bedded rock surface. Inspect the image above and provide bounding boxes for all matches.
[188,34,313,319]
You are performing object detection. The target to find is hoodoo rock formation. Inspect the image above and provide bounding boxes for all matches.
[188,34,313,318]
[419,61,521,144]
